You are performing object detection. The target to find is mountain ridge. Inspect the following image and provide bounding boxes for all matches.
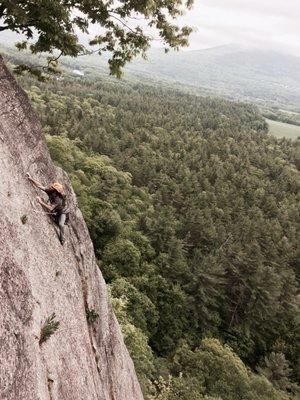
[1,40,299,110]
[123,45,300,109]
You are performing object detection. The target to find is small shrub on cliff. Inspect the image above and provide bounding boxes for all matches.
[21,215,28,224]
[86,308,99,324]
[39,313,60,345]
[55,270,61,279]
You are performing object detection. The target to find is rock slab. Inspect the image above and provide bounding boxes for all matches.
[0,56,144,400]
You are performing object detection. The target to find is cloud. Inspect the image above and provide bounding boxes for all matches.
[178,0,300,55]
[199,0,300,19]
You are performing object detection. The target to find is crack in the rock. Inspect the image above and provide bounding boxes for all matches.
[69,220,102,400]
[16,116,27,129]
[46,369,55,400]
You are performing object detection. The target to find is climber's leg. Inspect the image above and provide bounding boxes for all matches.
[58,213,66,245]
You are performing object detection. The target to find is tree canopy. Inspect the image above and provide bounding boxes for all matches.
[0,0,193,76]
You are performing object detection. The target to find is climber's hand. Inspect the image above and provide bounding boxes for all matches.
[26,172,31,179]
[36,196,43,204]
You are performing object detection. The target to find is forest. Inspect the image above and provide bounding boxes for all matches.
[13,66,300,400]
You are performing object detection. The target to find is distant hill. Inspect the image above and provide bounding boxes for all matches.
[58,44,300,111]
[124,45,300,111]
[1,38,300,112]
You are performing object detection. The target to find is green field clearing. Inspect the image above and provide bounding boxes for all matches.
[266,118,300,140]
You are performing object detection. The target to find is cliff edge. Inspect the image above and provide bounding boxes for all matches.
[0,56,144,400]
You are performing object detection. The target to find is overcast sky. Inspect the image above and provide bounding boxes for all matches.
[0,0,299,56]
[175,0,299,55]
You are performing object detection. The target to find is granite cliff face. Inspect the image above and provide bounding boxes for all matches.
[0,56,144,400]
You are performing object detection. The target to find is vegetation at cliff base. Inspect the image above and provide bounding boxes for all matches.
[16,71,300,400]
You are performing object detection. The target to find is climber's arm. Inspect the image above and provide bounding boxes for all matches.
[26,173,46,191]
[36,196,54,212]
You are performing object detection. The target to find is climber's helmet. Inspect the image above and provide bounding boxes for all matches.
[50,182,65,196]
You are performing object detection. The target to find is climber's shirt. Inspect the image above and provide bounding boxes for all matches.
[45,188,66,214]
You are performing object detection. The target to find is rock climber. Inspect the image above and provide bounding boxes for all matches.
[26,173,69,245]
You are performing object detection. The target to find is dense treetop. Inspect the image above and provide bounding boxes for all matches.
[15,68,300,400]
[0,0,193,77]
